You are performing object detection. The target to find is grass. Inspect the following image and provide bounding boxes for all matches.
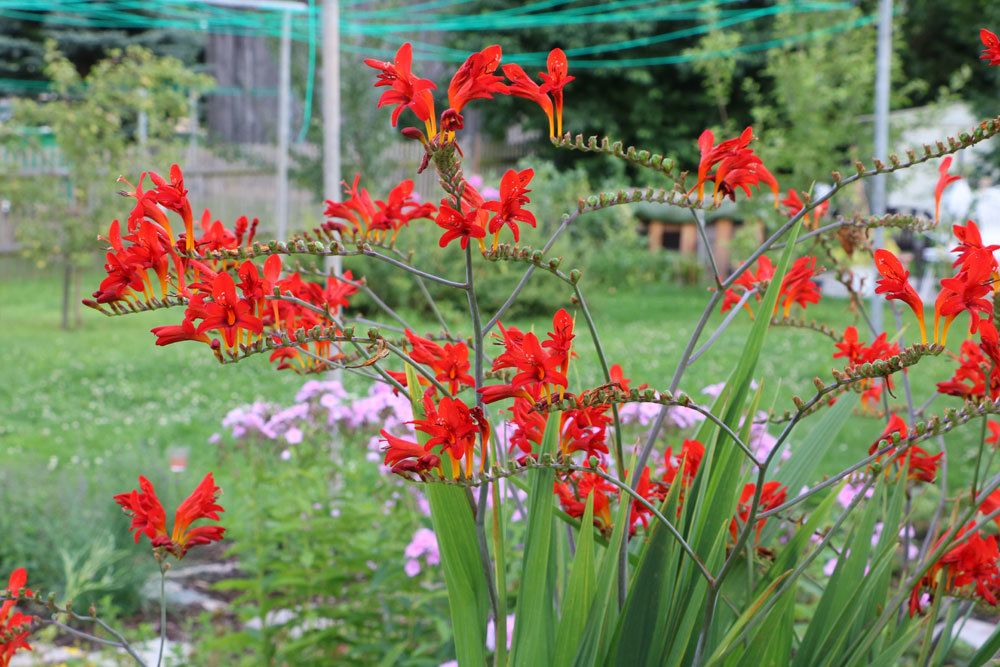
[0,262,986,494]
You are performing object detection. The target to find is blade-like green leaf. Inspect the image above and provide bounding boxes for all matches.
[405,365,490,667]
[553,493,597,667]
[966,621,1000,667]
[572,453,635,667]
[609,464,687,666]
[705,570,791,667]
[510,411,560,666]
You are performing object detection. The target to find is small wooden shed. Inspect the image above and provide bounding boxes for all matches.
[633,201,746,274]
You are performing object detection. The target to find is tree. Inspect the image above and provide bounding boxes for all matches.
[2,43,212,328]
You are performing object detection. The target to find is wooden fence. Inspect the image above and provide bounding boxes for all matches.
[0,137,533,253]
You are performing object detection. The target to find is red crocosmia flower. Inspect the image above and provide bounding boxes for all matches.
[482,168,536,245]
[776,256,821,317]
[729,481,786,543]
[435,202,488,250]
[151,319,211,347]
[609,363,643,392]
[380,430,442,477]
[325,174,379,238]
[370,180,436,242]
[937,268,993,339]
[115,473,225,559]
[413,391,488,477]
[981,28,1000,66]
[691,127,779,206]
[834,326,900,409]
[365,43,438,138]
[196,272,263,349]
[554,470,616,530]
[538,48,574,137]
[720,255,776,317]
[404,329,475,395]
[663,439,705,487]
[873,249,927,343]
[910,522,1000,616]
[934,157,962,224]
[0,568,33,667]
[542,308,575,372]
[936,340,1000,400]
[989,420,1000,445]
[980,489,1000,531]
[148,164,195,253]
[483,323,568,403]
[951,220,1000,278]
[869,415,943,483]
[447,45,508,118]
[502,63,555,137]
[629,467,666,534]
[781,188,829,228]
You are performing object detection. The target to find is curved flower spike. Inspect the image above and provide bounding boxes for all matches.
[873,249,927,343]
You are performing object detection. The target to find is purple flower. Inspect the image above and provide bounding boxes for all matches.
[404,527,440,577]
[285,427,304,445]
[837,481,873,509]
[486,614,515,652]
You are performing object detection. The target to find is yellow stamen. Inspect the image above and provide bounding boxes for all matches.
[939,315,956,347]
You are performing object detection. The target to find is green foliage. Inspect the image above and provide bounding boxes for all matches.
[2,43,212,324]
[200,398,452,666]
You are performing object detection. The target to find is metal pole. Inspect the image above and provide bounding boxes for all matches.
[137,88,149,147]
[276,10,292,240]
[870,0,892,333]
[322,0,342,276]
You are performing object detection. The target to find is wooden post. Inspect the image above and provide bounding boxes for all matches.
[680,223,697,256]
[647,221,664,251]
[714,218,733,273]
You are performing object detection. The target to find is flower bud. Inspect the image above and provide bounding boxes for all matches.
[569,269,582,284]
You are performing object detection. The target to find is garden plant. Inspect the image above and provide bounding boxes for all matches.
[5,29,1000,667]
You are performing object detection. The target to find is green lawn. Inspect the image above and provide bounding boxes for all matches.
[0,264,985,493]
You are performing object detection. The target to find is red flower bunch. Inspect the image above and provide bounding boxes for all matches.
[721,255,775,315]
[691,126,779,206]
[729,481,787,543]
[910,523,1000,615]
[781,189,829,228]
[482,168,537,246]
[873,249,928,343]
[0,569,32,667]
[436,201,489,250]
[868,415,942,483]
[380,390,489,479]
[662,439,705,488]
[399,330,474,395]
[504,48,575,138]
[114,473,225,560]
[481,308,574,405]
[554,469,617,530]
[720,255,821,318]
[366,43,573,142]
[833,326,901,408]
[937,340,1000,400]
[364,43,438,138]
[935,221,998,344]
[981,28,1000,66]
[324,175,436,243]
